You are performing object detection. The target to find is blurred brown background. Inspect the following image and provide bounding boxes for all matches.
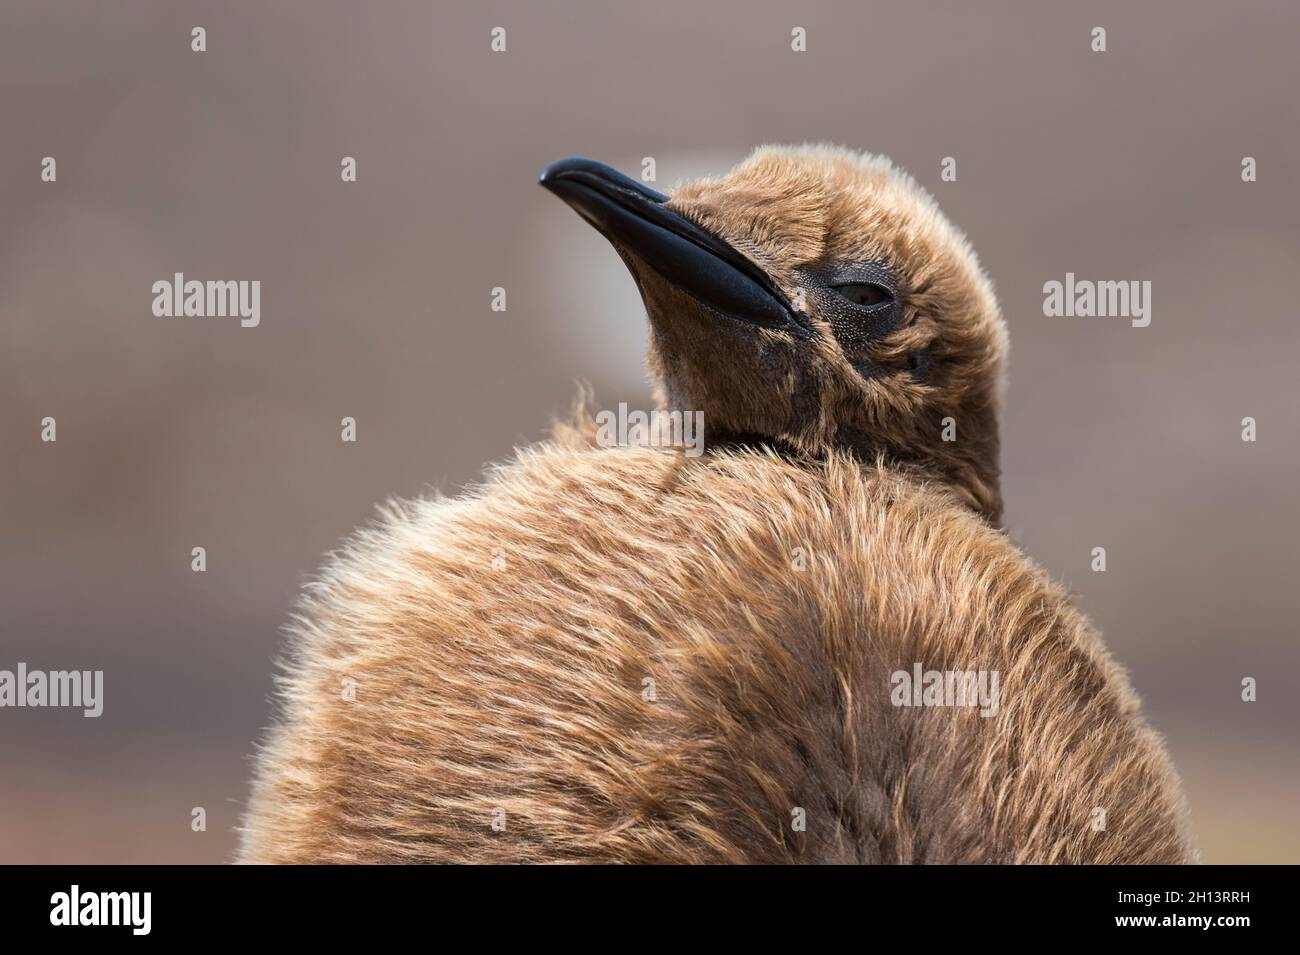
[2,0,1296,863]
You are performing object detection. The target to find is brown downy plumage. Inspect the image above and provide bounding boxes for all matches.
[238,145,1194,864]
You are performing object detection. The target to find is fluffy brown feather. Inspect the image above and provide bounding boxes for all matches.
[238,145,1193,864]
[239,440,1191,863]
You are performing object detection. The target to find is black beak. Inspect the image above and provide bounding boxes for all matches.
[539,157,795,330]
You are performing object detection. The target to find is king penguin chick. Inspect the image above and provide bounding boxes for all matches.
[239,145,1194,864]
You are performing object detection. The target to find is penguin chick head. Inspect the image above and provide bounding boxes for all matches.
[540,145,1008,522]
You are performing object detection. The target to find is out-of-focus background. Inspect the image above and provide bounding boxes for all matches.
[2,0,1296,863]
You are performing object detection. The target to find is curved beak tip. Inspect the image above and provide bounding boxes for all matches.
[537,156,668,202]
[536,158,572,190]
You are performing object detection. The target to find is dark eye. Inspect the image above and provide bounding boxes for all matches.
[832,283,893,308]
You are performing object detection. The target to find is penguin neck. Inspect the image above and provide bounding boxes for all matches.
[700,423,1003,526]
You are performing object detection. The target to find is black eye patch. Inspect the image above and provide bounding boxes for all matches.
[794,261,902,355]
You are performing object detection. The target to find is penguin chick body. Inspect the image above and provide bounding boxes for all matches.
[239,437,1189,863]
[239,145,1193,863]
